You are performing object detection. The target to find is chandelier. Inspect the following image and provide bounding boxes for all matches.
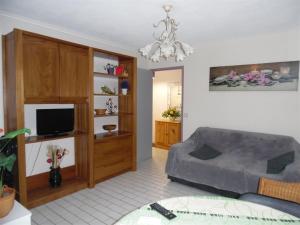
[139,5,193,62]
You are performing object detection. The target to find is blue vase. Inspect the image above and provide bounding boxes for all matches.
[107,67,114,75]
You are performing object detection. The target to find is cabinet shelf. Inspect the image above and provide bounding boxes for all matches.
[27,177,87,208]
[25,131,86,144]
[94,131,131,142]
[94,93,131,97]
[94,93,118,96]
[94,113,118,118]
[119,112,134,115]
[93,112,133,118]
[94,72,129,79]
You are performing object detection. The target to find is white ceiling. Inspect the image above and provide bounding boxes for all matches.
[0,0,299,51]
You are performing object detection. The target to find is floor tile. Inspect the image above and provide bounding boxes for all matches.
[31,148,211,225]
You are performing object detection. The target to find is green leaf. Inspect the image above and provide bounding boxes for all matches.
[0,128,31,140]
[0,153,16,172]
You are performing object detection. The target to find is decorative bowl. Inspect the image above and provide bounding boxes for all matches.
[103,124,116,133]
[95,109,106,115]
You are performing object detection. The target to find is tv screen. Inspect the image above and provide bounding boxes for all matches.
[36,108,74,135]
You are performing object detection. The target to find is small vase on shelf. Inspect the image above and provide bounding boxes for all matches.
[49,167,62,188]
[121,80,129,95]
[121,89,128,95]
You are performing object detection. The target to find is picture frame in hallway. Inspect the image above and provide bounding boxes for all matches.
[209,61,299,91]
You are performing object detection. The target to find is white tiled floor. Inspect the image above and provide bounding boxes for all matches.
[31,148,213,225]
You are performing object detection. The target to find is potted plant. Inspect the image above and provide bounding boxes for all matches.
[162,107,181,121]
[0,128,30,218]
[121,80,129,95]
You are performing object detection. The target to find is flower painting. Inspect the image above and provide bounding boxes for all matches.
[209,61,299,91]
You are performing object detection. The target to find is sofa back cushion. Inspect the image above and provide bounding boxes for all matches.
[190,127,299,160]
[189,144,222,160]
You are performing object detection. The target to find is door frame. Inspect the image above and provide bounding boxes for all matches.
[151,66,184,142]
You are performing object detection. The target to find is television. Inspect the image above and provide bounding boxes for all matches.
[36,108,74,136]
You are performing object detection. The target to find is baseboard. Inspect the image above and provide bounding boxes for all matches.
[153,143,169,150]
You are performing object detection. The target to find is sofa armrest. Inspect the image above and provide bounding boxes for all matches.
[165,139,196,175]
[239,193,300,218]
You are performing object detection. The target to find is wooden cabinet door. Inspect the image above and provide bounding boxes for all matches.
[59,44,89,102]
[23,35,60,103]
[155,121,166,148]
[166,123,181,147]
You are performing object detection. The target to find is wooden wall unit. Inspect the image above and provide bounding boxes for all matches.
[3,28,136,207]
[90,50,137,185]
[155,120,181,149]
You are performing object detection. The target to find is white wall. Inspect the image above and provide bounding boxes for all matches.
[152,70,182,142]
[149,28,300,142]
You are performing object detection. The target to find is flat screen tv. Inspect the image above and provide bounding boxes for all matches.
[36,108,74,136]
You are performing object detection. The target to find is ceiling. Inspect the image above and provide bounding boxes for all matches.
[1,0,299,51]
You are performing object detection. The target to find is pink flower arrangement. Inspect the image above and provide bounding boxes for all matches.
[47,145,69,169]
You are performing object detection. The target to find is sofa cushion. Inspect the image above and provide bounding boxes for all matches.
[189,144,222,160]
[267,151,295,174]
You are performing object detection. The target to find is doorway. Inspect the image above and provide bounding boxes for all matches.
[152,67,183,153]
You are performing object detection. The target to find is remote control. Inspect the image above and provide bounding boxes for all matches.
[150,203,177,220]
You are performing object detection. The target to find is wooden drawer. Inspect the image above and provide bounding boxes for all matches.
[94,159,132,181]
[94,136,131,155]
[94,136,132,181]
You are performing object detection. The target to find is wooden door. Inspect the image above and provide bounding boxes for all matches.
[166,122,181,147]
[23,35,60,103]
[59,44,89,102]
[155,121,166,148]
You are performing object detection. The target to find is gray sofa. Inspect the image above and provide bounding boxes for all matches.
[165,127,300,194]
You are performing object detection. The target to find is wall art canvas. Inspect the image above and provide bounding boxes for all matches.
[209,61,299,91]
